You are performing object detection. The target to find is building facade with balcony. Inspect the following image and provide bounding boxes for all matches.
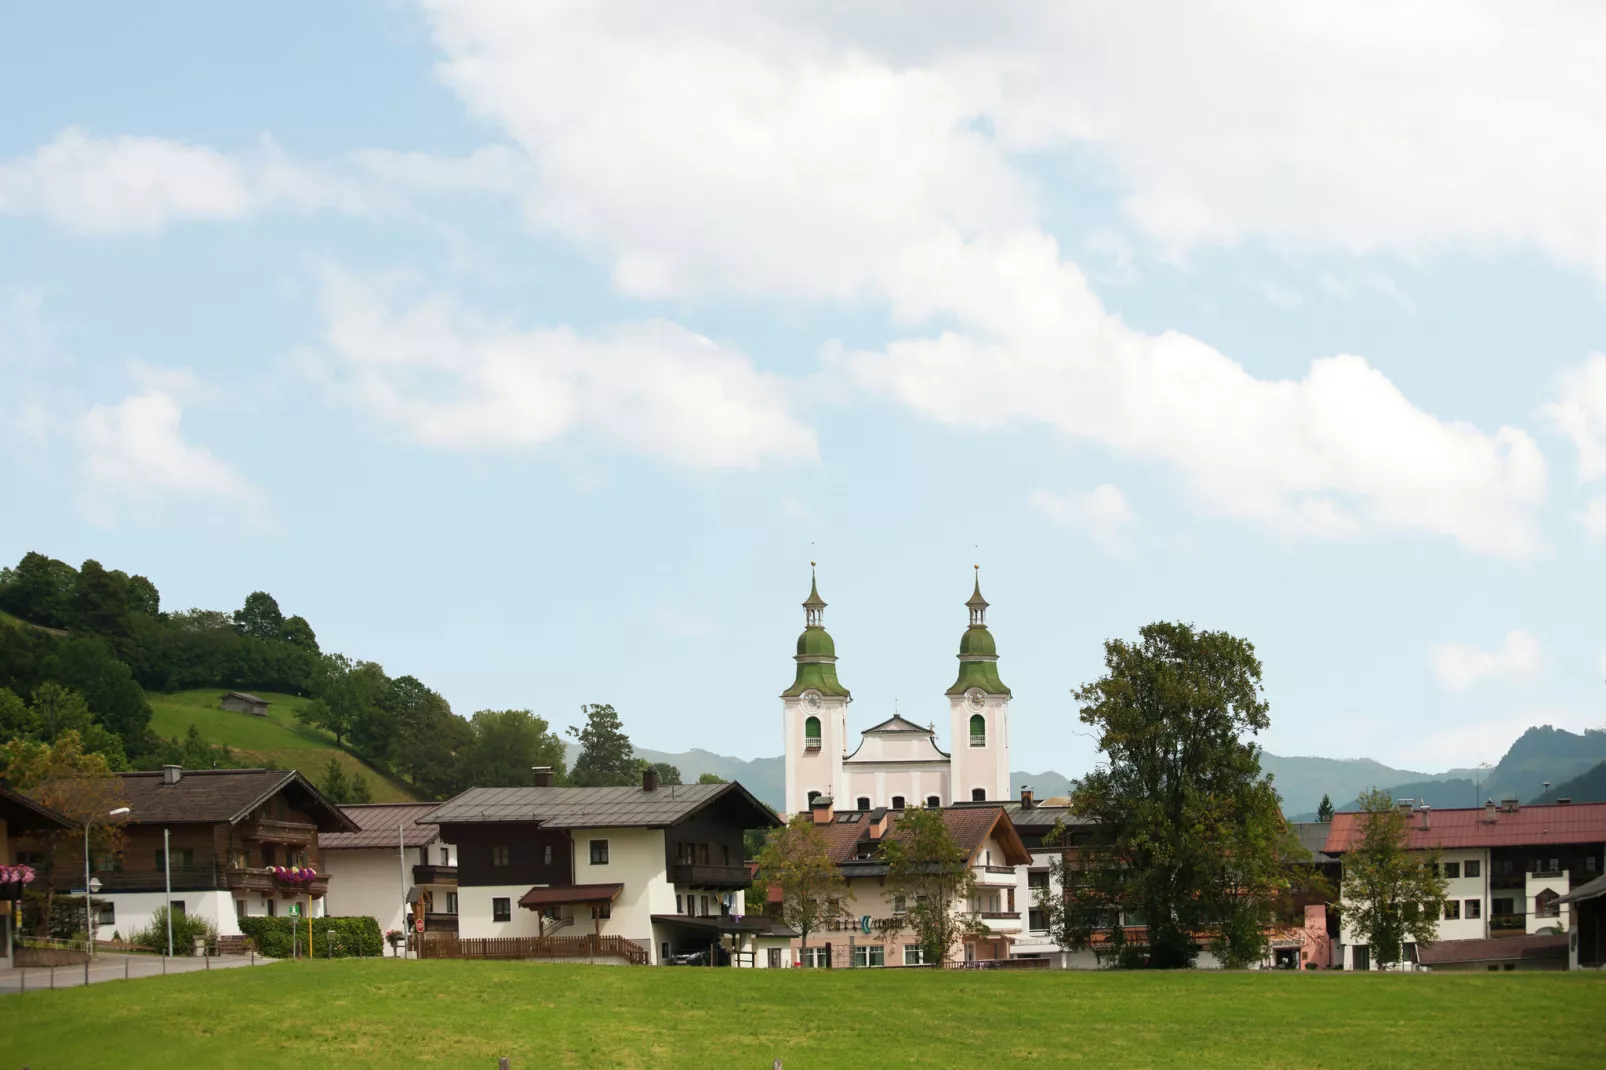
[775,797,1032,967]
[1323,798,1606,970]
[420,771,783,965]
[18,765,357,944]
[1,781,72,968]
[320,803,459,939]
[782,568,1013,818]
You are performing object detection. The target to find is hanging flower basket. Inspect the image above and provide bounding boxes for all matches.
[270,865,318,887]
[0,863,35,901]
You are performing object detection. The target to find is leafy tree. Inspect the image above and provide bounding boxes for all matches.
[1046,622,1295,969]
[146,725,250,772]
[26,682,128,765]
[1317,794,1335,823]
[752,813,848,962]
[125,575,160,617]
[318,756,373,805]
[278,615,318,652]
[47,636,151,747]
[167,608,233,633]
[647,761,682,786]
[296,653,387,749]
[884,806,983,965]
[233,591,285,640]
[0,686,37,738]
[71,560,131,637]
[0,551,77,628]
[462,709,568,788]
[0,731,129,932]
[384,676,456,787]
[1341,788,1448,968]
[697,772,728,785]
[567,703,638,787]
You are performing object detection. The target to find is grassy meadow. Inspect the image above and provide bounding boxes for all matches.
[2,959,1601,1069]
[146,689,416,802]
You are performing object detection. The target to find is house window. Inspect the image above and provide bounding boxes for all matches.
[926,795,941,808]
[700,895,710,917]
[96,902,115,926]
[892,895,907,915]
[1444,862,1460,879]
[800,946,829,968]
[722,845,731,865]
[969,713,986,747]
[491,846,510,867]
[172,901,186,918]
[441,847,451,866]
[903,944,927,966]
[804,716,822,749]
[590,840,610,865]
[1029,908,1048,932]
[1493,897,1514,916]
[1465,898,1481,919]
[1535,890,1561,918]
[1027,869,1049,889]
[1443,900,1460,920]
[446,893,458,914]
[852,945,885,967]
[1587,856,1599,874]
[768,948,783,968]
[1465,859,1481,878]
[856,797,871,811]
[698,843,710,865]
[677,894,684,914]
[266,898,276,918]
[261,844,276,867]
[235,900,246,919]
[891,796,906,810]
[157,847,195,869]
[492,897,511,923]
[543,844,553,866]
[971,788,986,802]
[592,902,612,920]
[807,790,821,806]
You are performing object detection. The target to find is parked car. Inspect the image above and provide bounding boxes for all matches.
[666,948,709,966]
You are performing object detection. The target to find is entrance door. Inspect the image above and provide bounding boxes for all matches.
[1353,945,1370,971]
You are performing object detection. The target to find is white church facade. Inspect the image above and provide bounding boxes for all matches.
[781,568,1012,817]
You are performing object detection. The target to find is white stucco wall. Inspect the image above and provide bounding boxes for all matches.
[97,889,251,944]
[322,849,411,935]
[784,693,848,816]
[570,826,670,957]
[948,693,1010,802]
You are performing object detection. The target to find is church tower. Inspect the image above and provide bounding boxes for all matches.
[946,567,1011,803]
[781,566,850,816]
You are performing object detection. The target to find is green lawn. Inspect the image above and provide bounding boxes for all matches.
[147,689,416,802]
[1,961,1601,1069]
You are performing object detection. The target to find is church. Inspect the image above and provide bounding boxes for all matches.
[781,567,1012,817]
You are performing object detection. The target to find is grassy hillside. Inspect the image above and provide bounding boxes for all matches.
[2,960,1602,1069]
[147,689,417,803]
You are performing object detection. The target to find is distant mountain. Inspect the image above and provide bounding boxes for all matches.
[1534,759,1606,804]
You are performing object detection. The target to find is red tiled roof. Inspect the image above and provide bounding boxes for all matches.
[320,803,443,850]
[1416,934,1568,966]
[1323,802,1606,853]
[813,807,1031,867]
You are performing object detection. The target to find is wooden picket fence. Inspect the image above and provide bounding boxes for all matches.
[416,933,650,965]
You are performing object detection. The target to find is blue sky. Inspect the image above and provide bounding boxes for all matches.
[4,2,1605,776]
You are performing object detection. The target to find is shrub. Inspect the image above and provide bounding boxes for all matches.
[130,907,218,955]
[238,915,381,959]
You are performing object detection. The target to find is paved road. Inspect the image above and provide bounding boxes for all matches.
[0,952,273,994]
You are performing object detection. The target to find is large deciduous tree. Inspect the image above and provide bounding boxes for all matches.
[462,709,568,787]
[296,653,388,749]
[1341,788,1448,969]
[1046,622,1297,969]
[885,806,982,965]
[233,591,285,640]
[0,552,77,629]
[47,636,151,749]
[567,703,638,787]
[752,813,847,962]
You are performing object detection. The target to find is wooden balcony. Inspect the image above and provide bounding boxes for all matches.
[240,818,317,845]
[223,866,330,899]
[669,863,752,889]
[413,863,459,887]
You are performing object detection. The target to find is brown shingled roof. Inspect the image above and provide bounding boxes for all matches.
[0,781,72,831]
[815,806,1031,867]
[1323,801,1606,854]
[320,803,443,850]
[110,769,357,832]
[1416,934,1568,966]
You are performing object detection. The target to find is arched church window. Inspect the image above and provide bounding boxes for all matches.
[971,788,987,802]
[926,795,941,808]
[807,790,821,806]
[969,713,986,747]
[857,797,871,811]
[891,796,905,810]
[804,716,822,749]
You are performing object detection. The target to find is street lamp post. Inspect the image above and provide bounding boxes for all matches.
[163,828,173,958]
[85,806,130,986]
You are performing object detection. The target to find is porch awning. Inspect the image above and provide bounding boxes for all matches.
[518,883,623,909]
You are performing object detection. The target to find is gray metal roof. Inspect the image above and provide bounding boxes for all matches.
[1290,821,1338,860]
[420,782,778,830]
[1556,872,1606,905]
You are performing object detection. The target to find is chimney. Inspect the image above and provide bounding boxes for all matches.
[1396,798,1414,813]
[642,767,660,793]
[867,808,891,840]
[532,766,555,788]
[1557,798,1572,806]
[1020,787,1035,811]
[1501,796,1519,814]
[1484,798,1498,823]
[161,764,182,786]
[1419,804,1431,831]
[810,795,835,826]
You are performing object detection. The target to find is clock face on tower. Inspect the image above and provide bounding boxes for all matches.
[965,688,986,712]
[803,691,822,711]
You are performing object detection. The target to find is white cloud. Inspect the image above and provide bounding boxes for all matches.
[416,2,1549,558]
[313,272,817,470]
[1392,707,1591,771]
[1030,485,1136,552]
[1430,629,1544,693]
[1545,353,1606,482]
[78,388,259,523]
[1583,496,1606,542]
[0,128,522,234]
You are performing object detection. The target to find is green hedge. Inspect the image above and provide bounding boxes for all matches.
[238,915,382,958]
